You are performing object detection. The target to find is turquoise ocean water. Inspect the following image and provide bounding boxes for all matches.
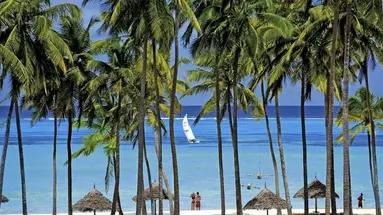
[0,106,382,213]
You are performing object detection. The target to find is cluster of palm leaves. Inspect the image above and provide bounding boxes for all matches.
[0,0,382,215]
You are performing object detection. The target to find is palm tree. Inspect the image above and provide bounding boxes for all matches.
[168,1,200,213]
[0,1,80,213]
[59,15,94,215]
[336,87,383,213]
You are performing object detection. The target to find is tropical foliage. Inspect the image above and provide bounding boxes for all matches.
[0,0,382,215]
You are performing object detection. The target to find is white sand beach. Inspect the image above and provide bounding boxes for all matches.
[3,209,380,215]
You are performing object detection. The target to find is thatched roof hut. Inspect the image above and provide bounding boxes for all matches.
[73,187,116,215]
[1,195,8,203]
[132,183,170,201]
[244,187,288,215]
[293,177,339,212]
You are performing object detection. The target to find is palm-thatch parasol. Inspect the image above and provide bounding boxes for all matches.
[132,183,169,201]
[133,183,170,215]
[73,185,117,215]
[1,194,9,203]
[293,177,339,213]
[244,186,288,215]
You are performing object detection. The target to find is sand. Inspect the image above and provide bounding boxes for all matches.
[3,209,379,215]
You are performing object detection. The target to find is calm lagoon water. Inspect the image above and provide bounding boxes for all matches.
[0,106,382,213]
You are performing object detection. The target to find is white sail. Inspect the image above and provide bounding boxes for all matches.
[183,114,196,142]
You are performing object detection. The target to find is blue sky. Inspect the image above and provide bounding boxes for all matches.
[1,0,383,106]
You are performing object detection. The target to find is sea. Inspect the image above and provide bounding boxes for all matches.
[0,105,382,214]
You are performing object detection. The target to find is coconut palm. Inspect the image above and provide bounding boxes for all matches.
[59,15,95,215]
[0,1,80,213]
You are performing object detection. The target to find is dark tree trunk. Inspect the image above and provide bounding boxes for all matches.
[261,82,281,215]
[15,100,27,214]
[112,93,122,215]
[53,113,58,215]
[170,6,180,215]
[367,131,374,187]
[215,55,225,215]
[342,3,352,215]
[154,132,174,215]
[136,26,148,215]
[0,102,14,208]
[143,135,154,215]
[232,47,242,215]
[364,63,381,215]
[275,95,292,215]
[67,107,73,215]
[152,40,165,215]
[326,1,339,213]
[301,75,308,215]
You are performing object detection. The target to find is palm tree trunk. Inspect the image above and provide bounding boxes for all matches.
[301,75,308,215]
[342,3,352,215]
[326,1,339,213]
[53,112,58,215]
[0,102,14,208]
[15,100,27,214]
[261,82,281,215]
[154,132,174,215]
[367,131,374,187]
[143,135,154,215]
[112,156,124,215]
[364,63,381,215]
[215,55,225,215]
[261,82,279,188]
[152,40,165,215]
[67,106,73,215]
[170,5,180,215]
[275,95,292,215]
[112,93,122,215]
[136,27,149,215]
[232,47,242,215]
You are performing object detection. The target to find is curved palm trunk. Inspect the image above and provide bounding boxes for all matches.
[15,100,28,214]
[342,3,352,215]
[53,113,58,215]
[143,136,154,215]
[170,6,180,215]
[261,82,280,196]
[367,132,374,187]
[326,1,339,214]
[232,48,242,215]
[215,55,225,215]
[136,29,149,215]
[154,132,174,215]
[67,107,73,215]
[364,64,381,215]
[300,76,308,215]
[275,95,292,215]
[152,40,166,215]
[112,156,124,215]
[112,93,122,215]
[0,102,14,208]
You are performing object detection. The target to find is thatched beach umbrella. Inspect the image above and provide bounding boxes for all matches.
[133,183,170,215]
[132,183,169,201]
[1,194,9,203]
[293,177,339,213]
[73,185,116,215]
[244,187,288,215]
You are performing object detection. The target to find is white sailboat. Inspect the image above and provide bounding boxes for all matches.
[182,114,199,143]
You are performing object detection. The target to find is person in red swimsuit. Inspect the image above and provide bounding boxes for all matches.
[195,192,201,210]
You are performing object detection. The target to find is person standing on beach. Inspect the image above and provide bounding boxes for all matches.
[357,193,364,208]
[190,192,196,210]
[195,192,201,210]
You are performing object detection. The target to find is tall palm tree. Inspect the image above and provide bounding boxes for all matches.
[59,15,94,215]
[342,2,352,214]
[0,1,80,213]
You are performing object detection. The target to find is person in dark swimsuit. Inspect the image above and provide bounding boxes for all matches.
[195,192,201,210]
[190,192,196,210]
[357,193,364,208]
